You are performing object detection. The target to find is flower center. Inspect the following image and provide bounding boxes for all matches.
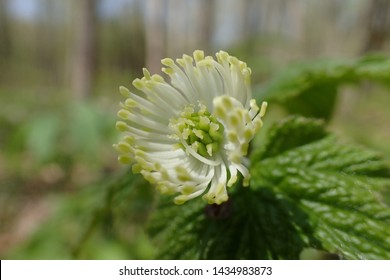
[169,103,224,158]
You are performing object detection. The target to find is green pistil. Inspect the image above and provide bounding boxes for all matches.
[172,105,224,158]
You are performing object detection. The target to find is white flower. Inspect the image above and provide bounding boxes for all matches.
[114,50,267,205]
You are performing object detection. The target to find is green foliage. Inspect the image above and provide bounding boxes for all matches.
[5,171,156,260]
[5,101,116,166]
[148,116,390,259]
[148,186,313,259]
[25,114,61,162]
[65,102,118,161]
[255,55,390,120]
[253,116,328,160]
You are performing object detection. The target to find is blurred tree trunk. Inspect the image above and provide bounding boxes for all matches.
[116,2,145,72]
[0,0,12,60]
[167,0,186,58]
[213,0,247,47]
[71,0,97,99]
[35,0,63,84]
[193,0,214,52]
[244,0,263,35]
[145,0,166,73]
[283,0,304,43]
[363,0,390,53]
[167,0,215,57]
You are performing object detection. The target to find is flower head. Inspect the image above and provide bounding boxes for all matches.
[114,50,267,205]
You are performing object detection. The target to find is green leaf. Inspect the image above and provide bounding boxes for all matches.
[147,198,205,259]
[25,114,61,162]
[148,117,390,259]
[252,116,328,161]
[282,83,338,120]
[148,181,319,260]
[251,117,390,259]
[255,55,390,120]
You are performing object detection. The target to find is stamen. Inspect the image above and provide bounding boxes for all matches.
[115,50,267,205]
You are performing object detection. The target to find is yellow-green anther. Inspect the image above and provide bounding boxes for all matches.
[125,98,138,107]
[123,136,135,144]
[132,79,144,90]
[118,109,131,120]
[116,121,128,132]
[176,167,192,182]
[119,155,132,165]
[117,142,132,153]
[181,184,195,195]
[119,86,131,98]
[131,164,142,173]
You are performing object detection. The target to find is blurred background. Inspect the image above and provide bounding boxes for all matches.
[1,0,390,259]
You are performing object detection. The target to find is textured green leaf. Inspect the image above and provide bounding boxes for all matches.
[148,197,205,259]
[251,118,390,259]
[148,186,318,260]
[252,116,328,161]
